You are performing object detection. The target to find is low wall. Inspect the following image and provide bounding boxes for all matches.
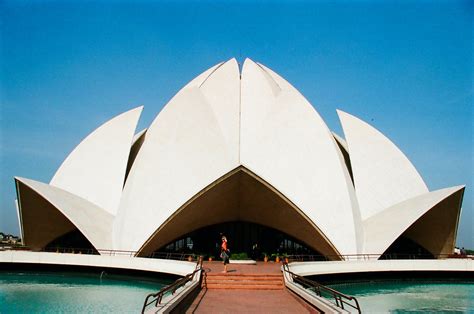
[0,251,196,276]
[288,259,474,277]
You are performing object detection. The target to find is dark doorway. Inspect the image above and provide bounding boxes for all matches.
[159,221,319,259]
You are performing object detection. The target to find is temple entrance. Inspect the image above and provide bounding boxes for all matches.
[160,221,319,260]
[137,167,340,259]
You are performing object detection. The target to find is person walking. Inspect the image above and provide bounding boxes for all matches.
[220,235,230,273]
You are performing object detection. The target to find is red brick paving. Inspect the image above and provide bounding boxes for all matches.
[186,289,318,313]
[185,261,319,313]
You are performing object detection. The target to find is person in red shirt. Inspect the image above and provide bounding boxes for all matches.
[220,236,229,273]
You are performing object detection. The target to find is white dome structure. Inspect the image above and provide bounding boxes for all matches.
[14,58,465,260]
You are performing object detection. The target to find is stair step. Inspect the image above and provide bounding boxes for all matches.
[205,284,284,290]
[205,276,283,280]
[206,273,281,276]
[206,276,282,281]
[205,278,282,281]
[205,280,282,285]
[203,271,285,290]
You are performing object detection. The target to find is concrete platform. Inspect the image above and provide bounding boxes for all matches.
[288,258,474,276]
[0,251,196,276]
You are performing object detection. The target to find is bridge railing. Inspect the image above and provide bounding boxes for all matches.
[282,262,361,313]
[141,257,203,313]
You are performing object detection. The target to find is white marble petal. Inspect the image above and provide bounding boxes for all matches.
[51,107,143,215]
[363,185,464,256]
[240,59,362,255]
[16,177,113,250]
[338,110,429,220]
[114,59,241,251]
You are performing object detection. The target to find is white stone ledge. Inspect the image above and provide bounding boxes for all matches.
[288,259,474,277]
[0,251,196,276]
[229,259,257,264]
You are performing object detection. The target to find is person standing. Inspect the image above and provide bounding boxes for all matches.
[252,243,259,261]
[220,236,230,273]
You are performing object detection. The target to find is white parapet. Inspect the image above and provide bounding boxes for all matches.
[288,259,474,277]
[0,251,196,276]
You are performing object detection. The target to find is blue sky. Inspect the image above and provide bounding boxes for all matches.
[1,0,472,248]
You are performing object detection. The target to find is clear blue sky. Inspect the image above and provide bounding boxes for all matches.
[1,1,472,248]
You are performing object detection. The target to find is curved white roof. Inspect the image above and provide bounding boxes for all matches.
[337,110,429,220]
[14,58,465,258]
[240,60,362,255]
[114,59,241,251]
[363,185,464,256]
[17,177,113,250]
[50,107,143,215]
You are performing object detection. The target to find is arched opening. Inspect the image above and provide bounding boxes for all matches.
[45,229,98,254]
[159,221,321,259]
[380,188,464,259]
[381,236,434,259]
[401,188,464,257]
[137,167,340,259]
[15,179,102,253]
[16,180,76,250]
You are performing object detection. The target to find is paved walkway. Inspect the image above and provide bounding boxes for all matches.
[185,261,319,313]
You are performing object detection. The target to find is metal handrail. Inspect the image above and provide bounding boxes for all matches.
[141,257,203,314]
[4,246,471,261]
[282,262,361,313]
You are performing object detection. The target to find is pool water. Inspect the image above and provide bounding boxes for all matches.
[328,281,474,313]
[0,272,171,313]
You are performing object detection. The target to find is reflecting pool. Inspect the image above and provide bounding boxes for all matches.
[328,281,474,313]
[0,272,171,313]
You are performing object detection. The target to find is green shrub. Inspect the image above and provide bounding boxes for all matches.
[230,252,249,260]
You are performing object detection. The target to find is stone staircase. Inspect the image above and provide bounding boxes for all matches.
[203,272,284,290]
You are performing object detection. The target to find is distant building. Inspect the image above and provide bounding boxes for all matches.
[14,59,464,259]
[0,232,21,245]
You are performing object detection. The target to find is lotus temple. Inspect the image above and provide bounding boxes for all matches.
[12,58,464,260]
[2,58,472,313]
